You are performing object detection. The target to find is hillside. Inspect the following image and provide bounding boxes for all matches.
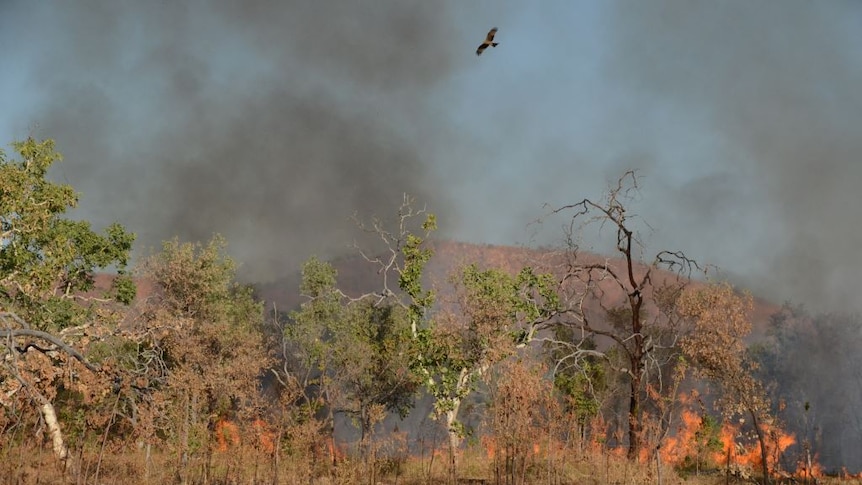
[254,239,781,334]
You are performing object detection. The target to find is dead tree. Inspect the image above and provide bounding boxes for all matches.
[545,171,701,461]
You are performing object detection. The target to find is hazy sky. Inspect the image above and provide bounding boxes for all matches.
[1,1,860,313]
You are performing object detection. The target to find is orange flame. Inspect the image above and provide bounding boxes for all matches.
[214,419,240,452]
[214,418,276,453]
[657,393,813,479]
[252,419,275,454]
[482,435,496,460]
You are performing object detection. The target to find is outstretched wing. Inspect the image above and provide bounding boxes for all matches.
[476,27,499,56]
[485,27,498,43]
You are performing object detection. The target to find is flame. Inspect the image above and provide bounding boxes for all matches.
[656,393,816,479]
[722,423,796,473]
[252,419,275,454]
[213,418,276,453]
[660,409,706,465]
[839,466,862,479]
[482,435,496,460]
[327,437,345,463]
[795,457,825,479]
[214,419,240,452]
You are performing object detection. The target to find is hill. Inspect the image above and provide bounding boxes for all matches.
[254,239,781,335]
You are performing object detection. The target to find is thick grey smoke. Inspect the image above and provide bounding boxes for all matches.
[601,1,862,313]
[3,0,861,313]
[599,1,862,473]
[2,0,464,280]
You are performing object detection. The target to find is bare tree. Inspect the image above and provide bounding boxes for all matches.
[545,171,700,460]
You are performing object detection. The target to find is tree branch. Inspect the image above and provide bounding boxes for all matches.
[0,312,99,372]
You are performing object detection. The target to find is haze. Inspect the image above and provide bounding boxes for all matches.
[1,1,860,314]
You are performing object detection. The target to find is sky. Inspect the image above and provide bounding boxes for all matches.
[1,0,861,314]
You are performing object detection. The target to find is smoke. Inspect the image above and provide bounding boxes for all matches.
[3,0,861,313]
[4,0,862,470]
[600,0,862,313]
[599,1,862,472]
[2,0,464,280]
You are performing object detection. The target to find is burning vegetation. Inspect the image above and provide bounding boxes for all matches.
[4,140,862,484]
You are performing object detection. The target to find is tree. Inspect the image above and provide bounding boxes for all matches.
[132,236,271,481]
[547,330,607,450]
[286,256,418,464]
[677,282,774,484]
[352,196,558,481]
[0,138,135,470]
[546,171,697,460]
[429,263,558,453]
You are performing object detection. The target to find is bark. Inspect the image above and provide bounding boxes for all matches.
[445,400,462,451]
[36,393,78,477]
[41,400,70,463]
[749,409,771,485]
[445,396,463,485]
[627,369,643,460]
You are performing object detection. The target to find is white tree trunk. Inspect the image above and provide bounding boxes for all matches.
[41,401,69,460]
[446,399,462,451]
[40,399,76,474]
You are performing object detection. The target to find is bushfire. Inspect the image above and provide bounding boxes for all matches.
[660,392,822,481]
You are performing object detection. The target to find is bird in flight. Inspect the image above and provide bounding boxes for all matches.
[476,27,499,56]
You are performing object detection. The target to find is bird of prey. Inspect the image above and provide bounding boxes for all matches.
[476,27,499,56]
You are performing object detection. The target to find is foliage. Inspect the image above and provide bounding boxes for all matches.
[0,138,136,472]
[287,256,419,455]
[677,413,723,476]
[677,282,775,482]
[423,263,558,422]
[551,333,606,429]
[128,236,271,478]
[486,359,557,485]
[677,283,763,418]
[0,138,136,330]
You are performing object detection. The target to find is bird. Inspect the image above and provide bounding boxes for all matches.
[476,27,499,56]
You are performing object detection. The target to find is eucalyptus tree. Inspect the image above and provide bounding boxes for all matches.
[0,138,135,469]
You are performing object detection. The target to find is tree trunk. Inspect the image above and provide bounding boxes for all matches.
[626,359,643,460]
[749,409,771,485]
[37,397,79,477]
[445,399,462,484]
[446,406,461,451]
[41,401,71,464]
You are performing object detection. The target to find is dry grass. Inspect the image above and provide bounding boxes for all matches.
[3,438,860,485]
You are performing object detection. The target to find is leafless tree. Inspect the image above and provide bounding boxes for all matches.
[543,171,702,461]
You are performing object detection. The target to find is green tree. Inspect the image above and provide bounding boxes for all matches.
[426,263,558,455]
[679,413,723,476]
[0,138,135,469]
[548,331,607,448]
[286,256,418,464]
[335,301,417,448]
[352,196,558,481]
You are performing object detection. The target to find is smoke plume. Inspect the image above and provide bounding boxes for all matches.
[3,0,861,313]
[2,0,464,280]
[600,0,862,313]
